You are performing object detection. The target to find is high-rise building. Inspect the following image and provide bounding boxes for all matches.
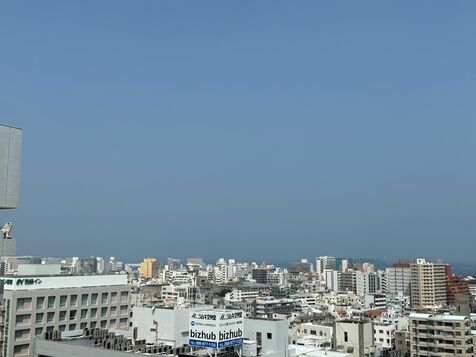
[139,258,158,279]
[315,256,336,279]
[0,125,22,210]
[410,258,447,310]
[355,271,377,296]
[385,262,411,296]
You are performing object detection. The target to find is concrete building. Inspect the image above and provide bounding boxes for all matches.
[410,259,447,310]
[0,125,22,210]
[289,261,312,275]
[334,319,374,357]
[409,313,474,356]
[326,270,340,292]
[131,305,213,347]
[373,322,395,350]
[339,271,356,294]
[243,318,288,357]
[385,263,411,297]
[316,257,336,279]
[297,322,333,348]
[363,294,386,309]
[253,297,295,318]
[139,258,158,279]
[252,268,268,284]
[0,274,130,357]
[355,272,377,297]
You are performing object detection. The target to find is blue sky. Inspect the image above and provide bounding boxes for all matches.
[1,1,475,263]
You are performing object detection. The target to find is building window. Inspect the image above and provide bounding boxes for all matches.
[267,333,272,339]
[81,294,89,306]
[70,310,77,320]
[47,312,55,323]
[69,324,76,331]
[16,298,32,311]
[111,292,118,303]
[90,321,97,329]
[91,294,98,305]
[81,309,88,319]
[59,295,67,308]
[100,320,107,328]
[101,293,108,304]
[70,295,78,307]
[35,327,43,336]
[36,297,45,309]
[120,291,129,303]
[59,325,66,332]
[47,296,55,309]
[59,311,66,321]
[35,313,44,324]
[101,307,108,317]
[110,306,117,316]
[91,308,98,318]
[344,332,348,342]
[120,305,128,315]
[80,322,87,329]
[110,319,116,328]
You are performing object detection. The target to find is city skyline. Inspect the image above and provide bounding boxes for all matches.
[1,2,476,262]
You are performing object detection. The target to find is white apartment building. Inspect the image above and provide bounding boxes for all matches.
[224,289,260,302]
[385,263,411,296]
[1,274,130,357]
[355,271,377,297]
[316,257,336,279]
[373,322,395,350]
[325,270,340,292]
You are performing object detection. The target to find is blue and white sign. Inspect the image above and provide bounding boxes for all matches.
[189,310,244,350]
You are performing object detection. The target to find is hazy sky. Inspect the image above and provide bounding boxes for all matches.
[1,1,475,263]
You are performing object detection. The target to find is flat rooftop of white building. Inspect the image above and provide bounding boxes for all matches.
[1,274,128,291]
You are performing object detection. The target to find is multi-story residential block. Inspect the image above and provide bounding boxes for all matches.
[251,268,268,284]
[253,297,294,318]
[355,271,377,297]
[410,259,447,310]
[326,270,340,292]
[139,258,158,279]
[339,271,356,293]
[373,322,395,350]
[409,313,474,356]
[0,274,130,357]
[316,256,336,279]
[385,263,411,296]
[288,260,312,275]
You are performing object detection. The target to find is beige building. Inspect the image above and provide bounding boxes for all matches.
[409,313,474,356]
[410,259,447,310]
[139,258,158,279]
[0,274,130,357]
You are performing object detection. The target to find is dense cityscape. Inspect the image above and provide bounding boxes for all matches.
[1,123,476,357]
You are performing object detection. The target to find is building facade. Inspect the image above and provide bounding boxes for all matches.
[410,259,447,310]
[1,274,130,357]
[0,125,22,210]
[409,313,474,356]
